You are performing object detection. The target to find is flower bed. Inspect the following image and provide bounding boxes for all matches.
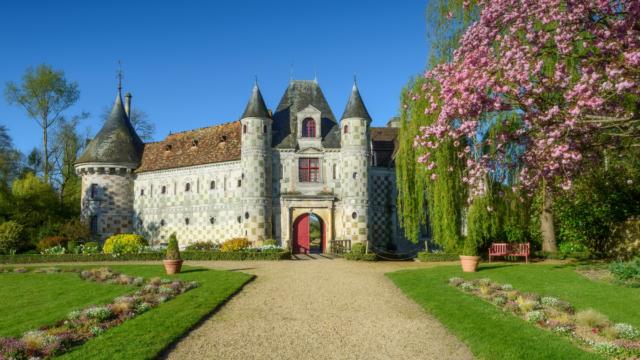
[449,277,640,359]
[0,267,198,359]
[0,250,290,264]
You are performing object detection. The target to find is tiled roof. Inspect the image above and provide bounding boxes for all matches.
[136,121,241,173]
[371,127,398,168]
[371,127,398,143]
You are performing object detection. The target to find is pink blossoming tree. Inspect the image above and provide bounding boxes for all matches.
[415,0,640,252]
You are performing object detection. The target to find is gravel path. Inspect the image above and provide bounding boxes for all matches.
[163,258,473,360]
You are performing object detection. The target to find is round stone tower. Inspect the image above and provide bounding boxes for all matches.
[240,83,273,242]
[339,82,372,246]
[75,89,144,240]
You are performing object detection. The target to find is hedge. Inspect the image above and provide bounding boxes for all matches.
[417,252,460,262]
[0,250,290,264]
[342,252,378,261]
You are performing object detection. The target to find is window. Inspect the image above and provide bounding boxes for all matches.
[210,180,215,190]
[237,216,242,223]
[299,158,320,182]
[161,186,167,194]
[263,125,267,133]
[185,183,191,192]
[185,218,190,225]
[243,124,247,134]
[237,179,242,187]
[344,125,349,134]
[352,212,358,220]
[332,164,337,180]
[210,217,215,225]
[244,212,249,219]
[160,219,165,226]
[90,215,98,234]
[302,118,316,137]
[90,184,98,199]
[140,188,144,196]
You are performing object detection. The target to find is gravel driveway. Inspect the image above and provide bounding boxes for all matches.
[164,258,473,360]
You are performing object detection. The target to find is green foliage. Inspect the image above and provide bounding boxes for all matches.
[36,236,67,253]
[0,221,24,254]
[262,239,277,247]
[417,252,459,262]
[465,195,498,255]
[554,157,640,257]
[102,234,147,255]
[59,218,91,243]
[610,217,640,260]
[165,233,181,260]
[81,242,100,254]
[184,241,218,252]
[350,242,366,254]
[609,258,640,287]
[396,79,465,251]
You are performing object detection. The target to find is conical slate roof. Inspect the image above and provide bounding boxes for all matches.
[271,80,341,148]
[76,91,144,167]
[240,84,270,119]
[341,83,371,122]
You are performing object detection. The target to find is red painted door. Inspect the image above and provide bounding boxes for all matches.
[293,214,310,254]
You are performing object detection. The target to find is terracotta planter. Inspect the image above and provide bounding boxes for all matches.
[163,259,183,275]
[459,255,480,273]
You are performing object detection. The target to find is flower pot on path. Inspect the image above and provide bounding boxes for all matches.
[459,255,480,272]
[163,259,183,275]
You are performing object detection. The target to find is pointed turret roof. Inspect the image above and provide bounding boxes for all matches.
[341,82,371,122]
[76,91,144,167]
[240,84,270,119]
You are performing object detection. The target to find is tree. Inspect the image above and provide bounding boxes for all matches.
[51,115,86,215]
[415,0,640,252]
[11,172,60,244]
[100,106,155,141]
[4,64,80,184]
[0,125,22,187]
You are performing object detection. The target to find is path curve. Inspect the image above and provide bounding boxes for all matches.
[164,259,473,360]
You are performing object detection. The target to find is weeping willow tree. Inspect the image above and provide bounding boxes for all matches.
[395,1,478,251]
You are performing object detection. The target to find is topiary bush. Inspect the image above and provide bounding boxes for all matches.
[165,233,181,260]
[0,221,24,254]
[37,236,68,253]
[102,234,147,255]
[221,238,250,252]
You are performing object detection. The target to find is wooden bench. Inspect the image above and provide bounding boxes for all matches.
[489,242,530,263]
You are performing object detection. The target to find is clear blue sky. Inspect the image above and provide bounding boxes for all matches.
[0,0,430,153]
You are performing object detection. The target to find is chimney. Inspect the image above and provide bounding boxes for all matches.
[124,92,132,118]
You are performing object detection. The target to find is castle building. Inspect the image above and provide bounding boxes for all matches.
[75,80,403,253]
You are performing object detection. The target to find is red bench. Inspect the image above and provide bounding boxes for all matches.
[489,242,530,263]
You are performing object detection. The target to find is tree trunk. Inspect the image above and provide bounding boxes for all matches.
[43,126,49,183]
[540,184,557,254]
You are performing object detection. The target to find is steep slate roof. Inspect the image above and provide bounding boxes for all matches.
[241,84,270,119]
[272,80,341,148]
[135,121,241,173]
[341,83,372,122]
[76,92,144,166]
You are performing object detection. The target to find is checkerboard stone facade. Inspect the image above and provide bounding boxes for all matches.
[77,80,407,251]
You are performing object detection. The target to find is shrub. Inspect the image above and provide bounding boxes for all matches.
[221,238,250,252]
[59,218,91,243]
[165,233,181,260]
[263,239,277,246]
[609,257,640,287]
[351,242,366,255]
[42,245,66,255]
[37,236,67,253]
[525,310,546,323]
[185,241,217,251]
[82,242,100,254]
[0,221,24,254]
[102,234,147,255]
[418,252,459,262]
[343,252,378,261]
[610,217,640,260]
[576,309,610,329]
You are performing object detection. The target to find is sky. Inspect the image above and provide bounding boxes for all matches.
[0,0,430,153]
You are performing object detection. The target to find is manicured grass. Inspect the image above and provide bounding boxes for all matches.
[1,265,252,359]
[0,271,134,337]
[387,263,640,360]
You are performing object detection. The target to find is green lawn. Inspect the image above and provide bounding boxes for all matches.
[387,263,640,360]
[0,265,252,359]
[0,271,134,337]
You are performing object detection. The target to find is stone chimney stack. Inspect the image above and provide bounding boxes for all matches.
[124,92,132,118]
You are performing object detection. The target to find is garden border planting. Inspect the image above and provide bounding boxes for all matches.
[0,250,290,264]
[417,252,459,262]
[0,267,198,359]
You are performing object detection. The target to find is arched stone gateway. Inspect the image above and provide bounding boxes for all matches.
[292,213,325,254]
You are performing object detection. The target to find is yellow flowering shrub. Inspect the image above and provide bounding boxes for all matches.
[102,234,147,255]
[220,238,250,252]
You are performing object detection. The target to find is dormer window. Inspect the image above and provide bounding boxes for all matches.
[191,139,199,147]
[302,118,316,138]
[165,144,172,151]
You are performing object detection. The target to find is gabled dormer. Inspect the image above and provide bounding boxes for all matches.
[296,104,322,149]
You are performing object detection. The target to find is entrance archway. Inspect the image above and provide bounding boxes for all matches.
[293,213,325,254]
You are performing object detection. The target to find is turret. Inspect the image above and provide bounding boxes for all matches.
[75,88,144,240]
[240,83,273,242]
[339,81,371,246]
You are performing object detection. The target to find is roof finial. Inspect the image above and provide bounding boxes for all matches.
[116,60,124,93]
[314,66,318,83]
[289,62,294,82]
[254,75,258,88]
